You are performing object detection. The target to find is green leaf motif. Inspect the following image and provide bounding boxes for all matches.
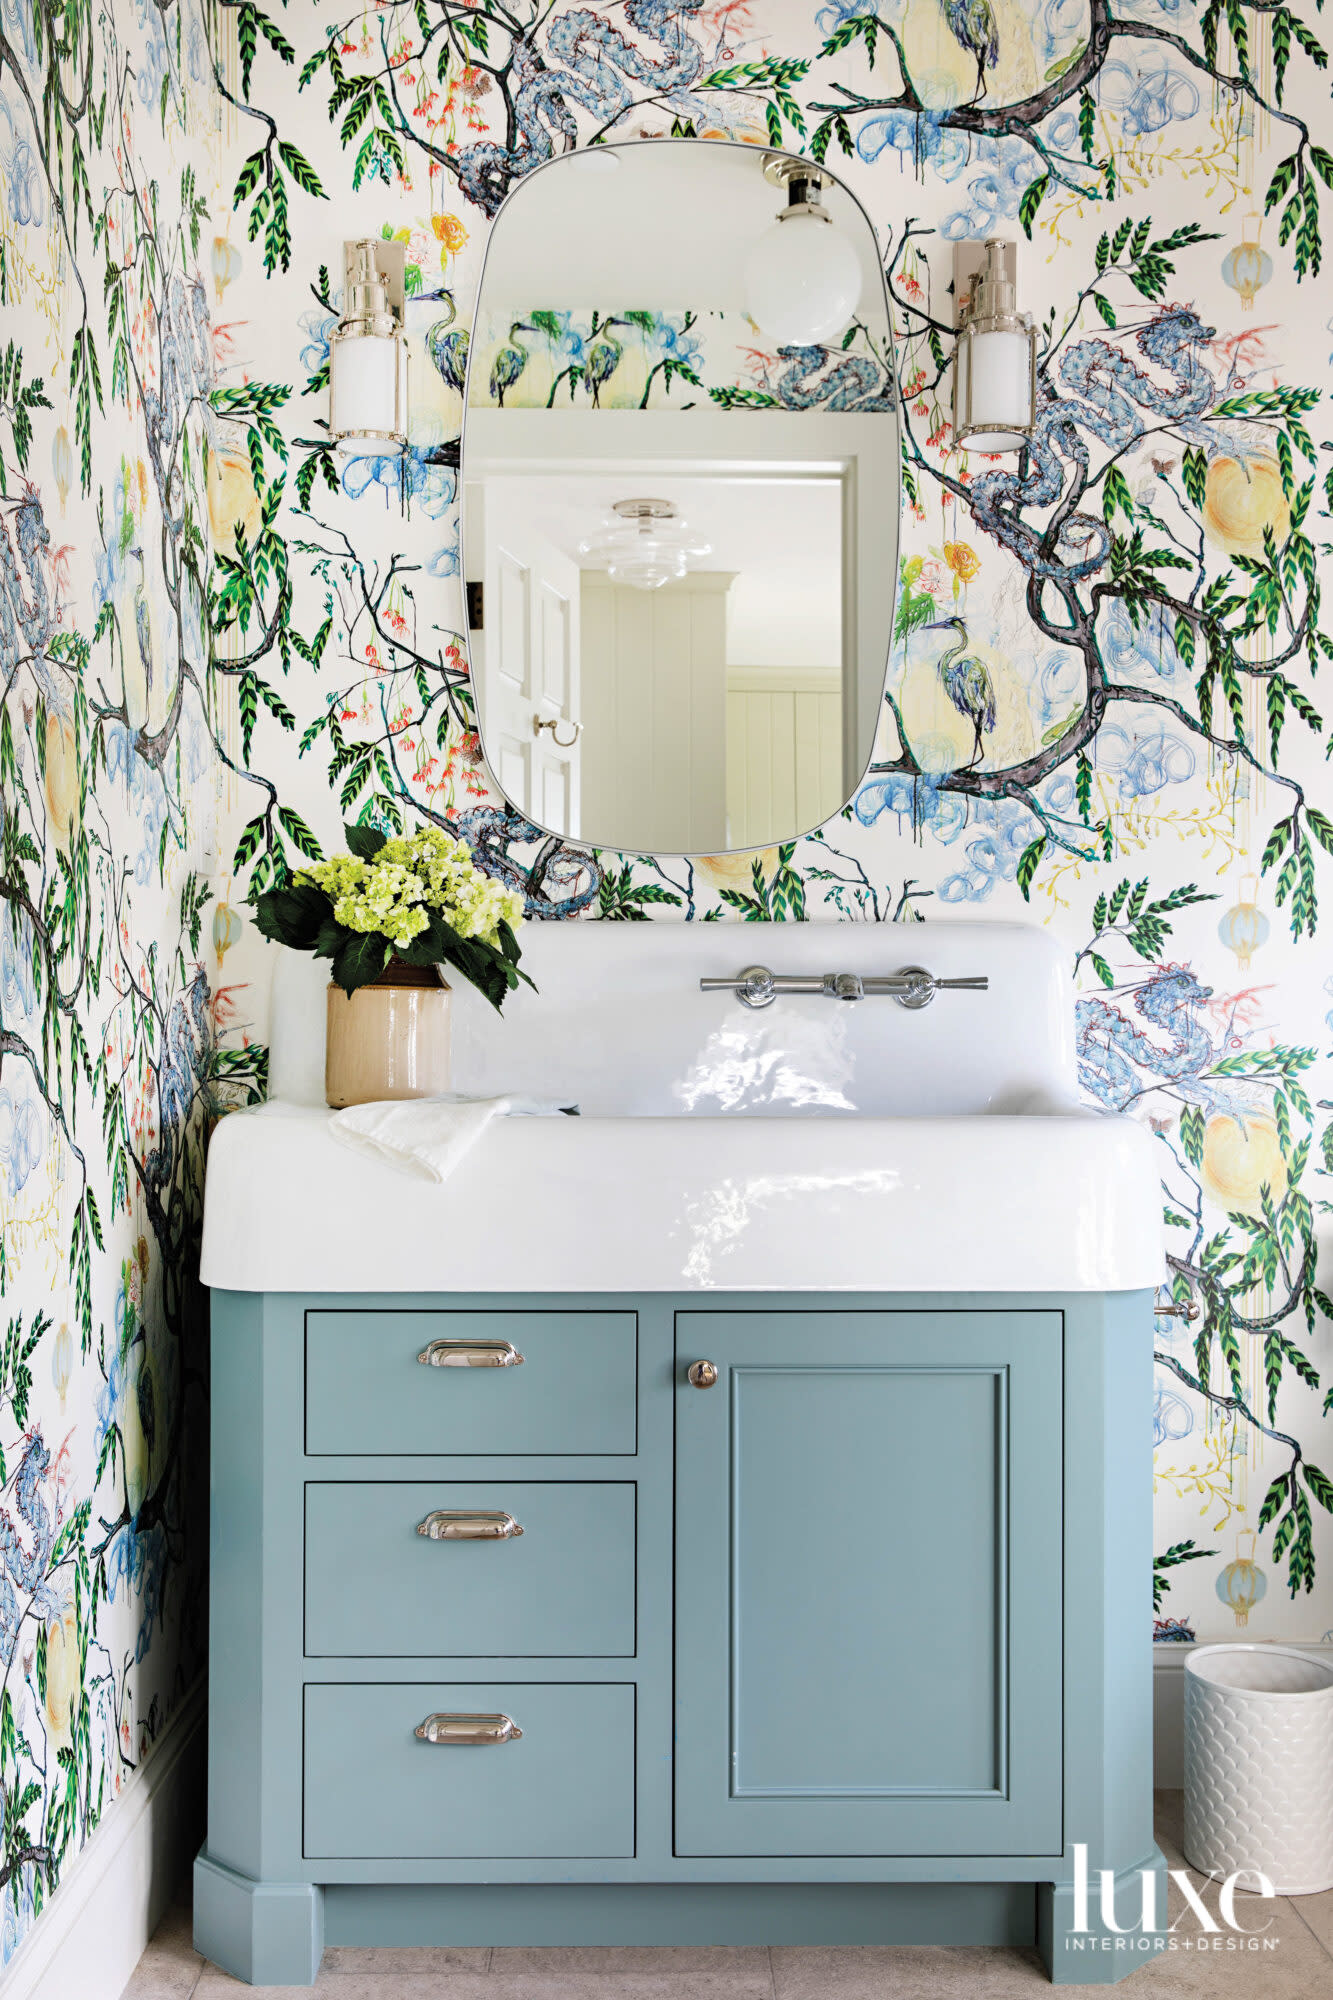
[1015,835,1047,899]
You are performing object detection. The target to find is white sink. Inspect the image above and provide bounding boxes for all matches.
[201,922,1163,1295]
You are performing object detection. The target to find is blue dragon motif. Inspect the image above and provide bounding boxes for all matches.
[452,806,600,917]
[772,345,896,411]
[0,1432,56,1667]
[1076,963,1219,1114]
[143,971,210,1199]
[0,489,51,668]
[141,274,211,490]
[455,0,709,214]
[968,307,1217,582]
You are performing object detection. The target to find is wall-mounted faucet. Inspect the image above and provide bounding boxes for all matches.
[698,965,989,1011]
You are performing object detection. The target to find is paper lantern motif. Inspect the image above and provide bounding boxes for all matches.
[1218,876,1270,971]
[1216,1532,1268,1628]
[1221,215,1273,312]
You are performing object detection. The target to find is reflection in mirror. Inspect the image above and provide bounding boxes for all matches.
[461,140,899,856]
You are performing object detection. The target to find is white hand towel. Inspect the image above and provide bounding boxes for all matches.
[329,1093,577,1183]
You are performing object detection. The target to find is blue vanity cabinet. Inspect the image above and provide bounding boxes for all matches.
[195,1288,1164,1989]
[673,1310,1063,1858]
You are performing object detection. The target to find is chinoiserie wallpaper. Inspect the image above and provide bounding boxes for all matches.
[3,0,1333,1966]
[0,0,265,1969]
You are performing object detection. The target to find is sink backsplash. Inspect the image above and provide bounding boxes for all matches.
[270,921,1077,1118]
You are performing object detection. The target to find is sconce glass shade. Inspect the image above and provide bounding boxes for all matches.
[330,327,409,455]
[952,321,1036,453]
[329,239,409,455]
[744,208,863,346]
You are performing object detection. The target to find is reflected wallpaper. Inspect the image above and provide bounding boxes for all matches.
[3,0,1333,1966]
[466,304,897,408]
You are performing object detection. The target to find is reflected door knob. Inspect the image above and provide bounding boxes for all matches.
[687,1360,718,1388]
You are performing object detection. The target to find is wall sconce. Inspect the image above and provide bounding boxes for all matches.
[329,238,409,455]
[951,239,1036,455]
[578,499,712,592]
[744,156,863,347]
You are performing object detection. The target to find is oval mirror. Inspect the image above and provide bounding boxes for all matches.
[461,139,899,857]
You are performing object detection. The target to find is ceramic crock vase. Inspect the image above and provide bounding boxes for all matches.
[325,957,451,1109]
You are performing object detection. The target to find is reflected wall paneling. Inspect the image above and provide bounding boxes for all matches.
[727,672,843,849]
[580,573,732,852]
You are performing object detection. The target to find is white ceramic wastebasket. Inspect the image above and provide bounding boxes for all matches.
[1184,1644,1333,1894]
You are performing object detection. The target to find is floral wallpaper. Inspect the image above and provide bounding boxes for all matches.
[0,0,262,1970]
[211,0,1332,1651]
[5,0,1333,1965]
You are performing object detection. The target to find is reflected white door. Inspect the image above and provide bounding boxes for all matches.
[474,487,581,836]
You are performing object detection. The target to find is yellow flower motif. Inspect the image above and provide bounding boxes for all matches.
[942,541,980,597]
[431,212,469,263]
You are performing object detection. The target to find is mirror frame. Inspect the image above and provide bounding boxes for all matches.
[459,135,900,858]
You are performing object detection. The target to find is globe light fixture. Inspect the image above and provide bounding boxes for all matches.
[744,156,863,347]
[579,499,712,592]
[951,238,1037,455]
[329,238,409,455]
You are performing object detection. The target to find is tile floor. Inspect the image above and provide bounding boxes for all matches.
[121,1799,1333,2000]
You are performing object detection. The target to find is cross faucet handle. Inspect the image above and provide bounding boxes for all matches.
[699,965,989,1011]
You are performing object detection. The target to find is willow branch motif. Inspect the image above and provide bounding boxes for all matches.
[1070,887,1333,1596]
[809,0,1332,270]
[221,0,1333,274]
[228,0,810,244]
[0,1,258,1938]
[0,1,103,487]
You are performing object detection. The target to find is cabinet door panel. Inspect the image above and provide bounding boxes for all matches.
[674,1310,1062,1857]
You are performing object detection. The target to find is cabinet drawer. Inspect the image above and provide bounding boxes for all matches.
[305,1310,637,1456]
[303,1682,635,1858]
[304,1482,636,1657]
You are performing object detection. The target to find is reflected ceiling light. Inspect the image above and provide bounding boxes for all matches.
[743,155,863,347]
[329,238,409,455]
[578,499,712,591]
[951,238,1036,455]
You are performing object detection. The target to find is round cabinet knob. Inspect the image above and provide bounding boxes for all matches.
[687,1360,719,1389]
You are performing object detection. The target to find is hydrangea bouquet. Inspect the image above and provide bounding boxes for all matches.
[255,822,532,1010]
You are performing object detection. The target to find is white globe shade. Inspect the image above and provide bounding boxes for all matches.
[744,212,863,346]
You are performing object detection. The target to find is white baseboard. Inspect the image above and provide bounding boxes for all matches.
[1154,1640,1333,1788]
[0,1674,206,2000]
